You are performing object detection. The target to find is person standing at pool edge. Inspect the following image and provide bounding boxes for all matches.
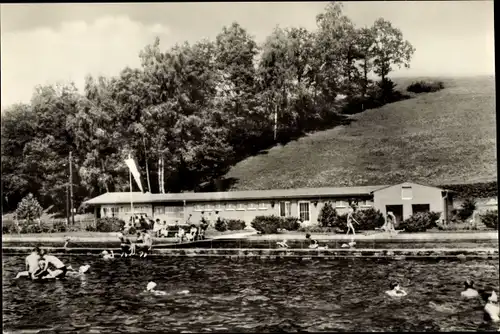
[346,206,359,236]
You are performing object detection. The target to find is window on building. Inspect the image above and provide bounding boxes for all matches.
[226,203,235,211]
[236,203,246,211]
[154,206,165,215]
[102,207,108,216]
[402,186,413,200]
[215,203,224,211]
[335,200,347,208]
[205,204,214,212]
[247,202,257,210]
[412,204,430,215]
[279,201,292,217]
[358,200,372,207]
[298,201,310,222]
[194,204,204,212]
[258,202,269,210]
[111,207,119,217]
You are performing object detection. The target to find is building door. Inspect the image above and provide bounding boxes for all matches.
[386,205,403,227]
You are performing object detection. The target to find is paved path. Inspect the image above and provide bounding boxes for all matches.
[247,231,498,241]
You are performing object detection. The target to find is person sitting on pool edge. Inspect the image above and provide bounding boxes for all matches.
[136,231,153,257]
[118,232,135,257]
[461,279,479,299]
[305,233,319,249]
[385,282,407,297]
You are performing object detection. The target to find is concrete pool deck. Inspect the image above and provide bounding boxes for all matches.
[2,231,498,244]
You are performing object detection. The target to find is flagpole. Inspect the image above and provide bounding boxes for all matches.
[129,154,134,219]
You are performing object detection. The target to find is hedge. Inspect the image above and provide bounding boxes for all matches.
[480,210,498,229]
[325,208,385,232]
[406,80,444,93]
[251,215,302,234]
[226,219,246,231]
[95,217,125,232]
[214,217,227,232]
[399,211,441,233]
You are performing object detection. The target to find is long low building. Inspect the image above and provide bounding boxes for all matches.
[84,182,454,226]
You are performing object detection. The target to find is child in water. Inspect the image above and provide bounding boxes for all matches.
[102,250,115,260]
[461,279,479,299]
[385,282,407,298]
[481,290,499,323]
[277,240,289,249]
[146,281,190,296]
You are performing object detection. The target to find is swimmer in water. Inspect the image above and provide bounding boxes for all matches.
[305,233,319,249]
[461,279,479,299]
[385,282,407,298]
[341,238,356,248]
[146,282,167,296]
[481,290,500,323]
[277,240,289,249]
[66,264,90,277]
[102,250,115,260]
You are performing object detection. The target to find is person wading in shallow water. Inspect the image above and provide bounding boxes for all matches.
[25,247,42,280]
[41,253,68,279]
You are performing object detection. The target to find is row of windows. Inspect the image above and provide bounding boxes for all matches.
[194,202,269,212]
[102,206,150,214]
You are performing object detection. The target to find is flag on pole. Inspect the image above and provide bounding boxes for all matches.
[125,155,144,193]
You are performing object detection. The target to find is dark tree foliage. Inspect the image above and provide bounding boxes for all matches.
[1,2,417,214]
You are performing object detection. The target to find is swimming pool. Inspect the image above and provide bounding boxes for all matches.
[3,255,499,332]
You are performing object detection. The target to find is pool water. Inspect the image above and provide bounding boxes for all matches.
[3,255,499,333]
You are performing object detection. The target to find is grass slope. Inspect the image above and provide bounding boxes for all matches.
[225,76,497,190]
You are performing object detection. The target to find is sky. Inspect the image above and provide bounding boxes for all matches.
[1,1,495,110]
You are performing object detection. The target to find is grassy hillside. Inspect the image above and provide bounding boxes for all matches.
[225,76,496,190]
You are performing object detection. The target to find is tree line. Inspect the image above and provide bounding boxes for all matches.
[1,2,415,214]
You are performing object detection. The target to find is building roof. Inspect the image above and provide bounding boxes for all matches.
[370,182,453,194]
[84,185,388,205]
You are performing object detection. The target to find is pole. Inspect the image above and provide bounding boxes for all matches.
[69,151,75,225]
[66,183,70,225]
[143,137,151,193]
[129,154,134,220]
[273,105,277,141]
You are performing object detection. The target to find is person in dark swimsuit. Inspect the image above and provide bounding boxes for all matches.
[118,232,135,257]
[305,233,319,249]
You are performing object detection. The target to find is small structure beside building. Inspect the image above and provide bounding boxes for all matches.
[84,182,453,227]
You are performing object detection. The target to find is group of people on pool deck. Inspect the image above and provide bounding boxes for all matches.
[16,247,90,280]
[117,231,153,257]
